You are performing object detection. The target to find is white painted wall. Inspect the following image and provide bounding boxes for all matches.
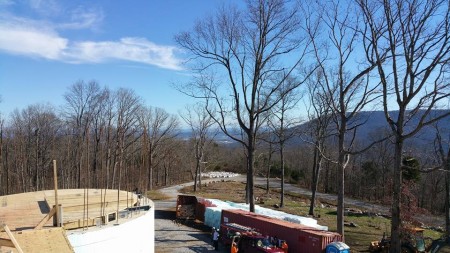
[67,200,155,253]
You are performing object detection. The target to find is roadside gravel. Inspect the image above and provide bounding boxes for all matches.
[154,177,241,253]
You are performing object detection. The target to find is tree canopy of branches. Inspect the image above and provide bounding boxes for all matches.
[176,0,312,212]
[305,0,381,238]
[266,75,302,207]
[304,69,333,217]
[433,123,450,236]
[63,81,106,188]
[138,106,179,191]
[180,103,215,192]
[359,0,450,251]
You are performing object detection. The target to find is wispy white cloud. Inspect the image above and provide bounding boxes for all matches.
[65,38,183,70]
[58,6,104,30]
[0,19,183,70]
[0,21,67,59]
[28,0,61,17]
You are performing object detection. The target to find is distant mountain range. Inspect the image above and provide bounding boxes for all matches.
[179,110,450,148]
[293,110,450,148]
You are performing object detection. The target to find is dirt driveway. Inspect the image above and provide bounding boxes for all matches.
[154,200,229,253]
[154,177,243,252]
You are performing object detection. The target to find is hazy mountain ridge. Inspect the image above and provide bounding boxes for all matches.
[180,110,450,147]
[294,110,450,147]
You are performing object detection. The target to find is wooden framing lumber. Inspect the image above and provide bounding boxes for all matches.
[35,205,56,230]
[1,189,136,232]
[53,160,60,227]
[1,224,24,253]
[0,237,14,247]
[63,217,99,230]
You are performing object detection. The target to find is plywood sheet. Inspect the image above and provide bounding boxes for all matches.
[0,228,74,253]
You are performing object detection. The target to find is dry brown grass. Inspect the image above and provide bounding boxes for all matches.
[145,190,172,200]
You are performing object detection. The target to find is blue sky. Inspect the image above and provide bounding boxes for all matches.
[0,0,233,117]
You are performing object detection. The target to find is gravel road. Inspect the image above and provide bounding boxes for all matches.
[154,177,239,253]
[154,205,221,253]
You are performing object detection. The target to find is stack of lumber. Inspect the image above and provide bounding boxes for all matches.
[177,204,195,218]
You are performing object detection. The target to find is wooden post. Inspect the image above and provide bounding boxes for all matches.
[53,160,60,227]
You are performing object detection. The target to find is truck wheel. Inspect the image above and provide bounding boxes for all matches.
[401,245,414,253]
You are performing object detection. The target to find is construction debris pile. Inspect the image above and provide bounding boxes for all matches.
[201,172,240,178]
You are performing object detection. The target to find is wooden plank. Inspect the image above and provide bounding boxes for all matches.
[35,205,56,230]
[2,224,24,253]
[0,238,14,247]
[45,190,137,208]
[63,217,101,230]
[53,160,60,227]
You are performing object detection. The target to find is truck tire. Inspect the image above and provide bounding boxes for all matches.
[401,245,415,253]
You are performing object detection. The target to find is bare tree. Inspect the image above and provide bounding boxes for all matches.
[0,106,4,195]
[359,0,450,251]
[62,81,104,188]
[112,88,142,190]
[176,0,312,212]
[267,75,302,207]
[433,124,450,236]
[138,106,178,191]
[87,87,110,189]
[102,90,116,190]
[304,69,333,216]
[180,103,216,192]
[305,0,381,238]
[7,104,60,191]
[258,130,277,195]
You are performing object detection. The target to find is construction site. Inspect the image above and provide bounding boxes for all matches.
[0,188,154,252]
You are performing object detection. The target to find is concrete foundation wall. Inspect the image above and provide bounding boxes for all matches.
[67,199,155,253]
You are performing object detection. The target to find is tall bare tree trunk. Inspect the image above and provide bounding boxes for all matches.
[148,150,153,191]
[446,166,449,237]
[337,134,347,238]
[0,122,3,195]
[266,143,273,195]
[391,136,403,252]
[445,145,450,237]
[247,145,255,212]
[280,145,285,208]
[309,144,322,216]
[194,157,199,192]
[35,128,39,191]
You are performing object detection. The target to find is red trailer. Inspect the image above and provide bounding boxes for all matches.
[221,209,343,253]
[195,198,217,222]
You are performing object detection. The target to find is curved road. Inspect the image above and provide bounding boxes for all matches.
[158,175,390,213]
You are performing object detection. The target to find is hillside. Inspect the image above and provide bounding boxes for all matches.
[292,110,450,147]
